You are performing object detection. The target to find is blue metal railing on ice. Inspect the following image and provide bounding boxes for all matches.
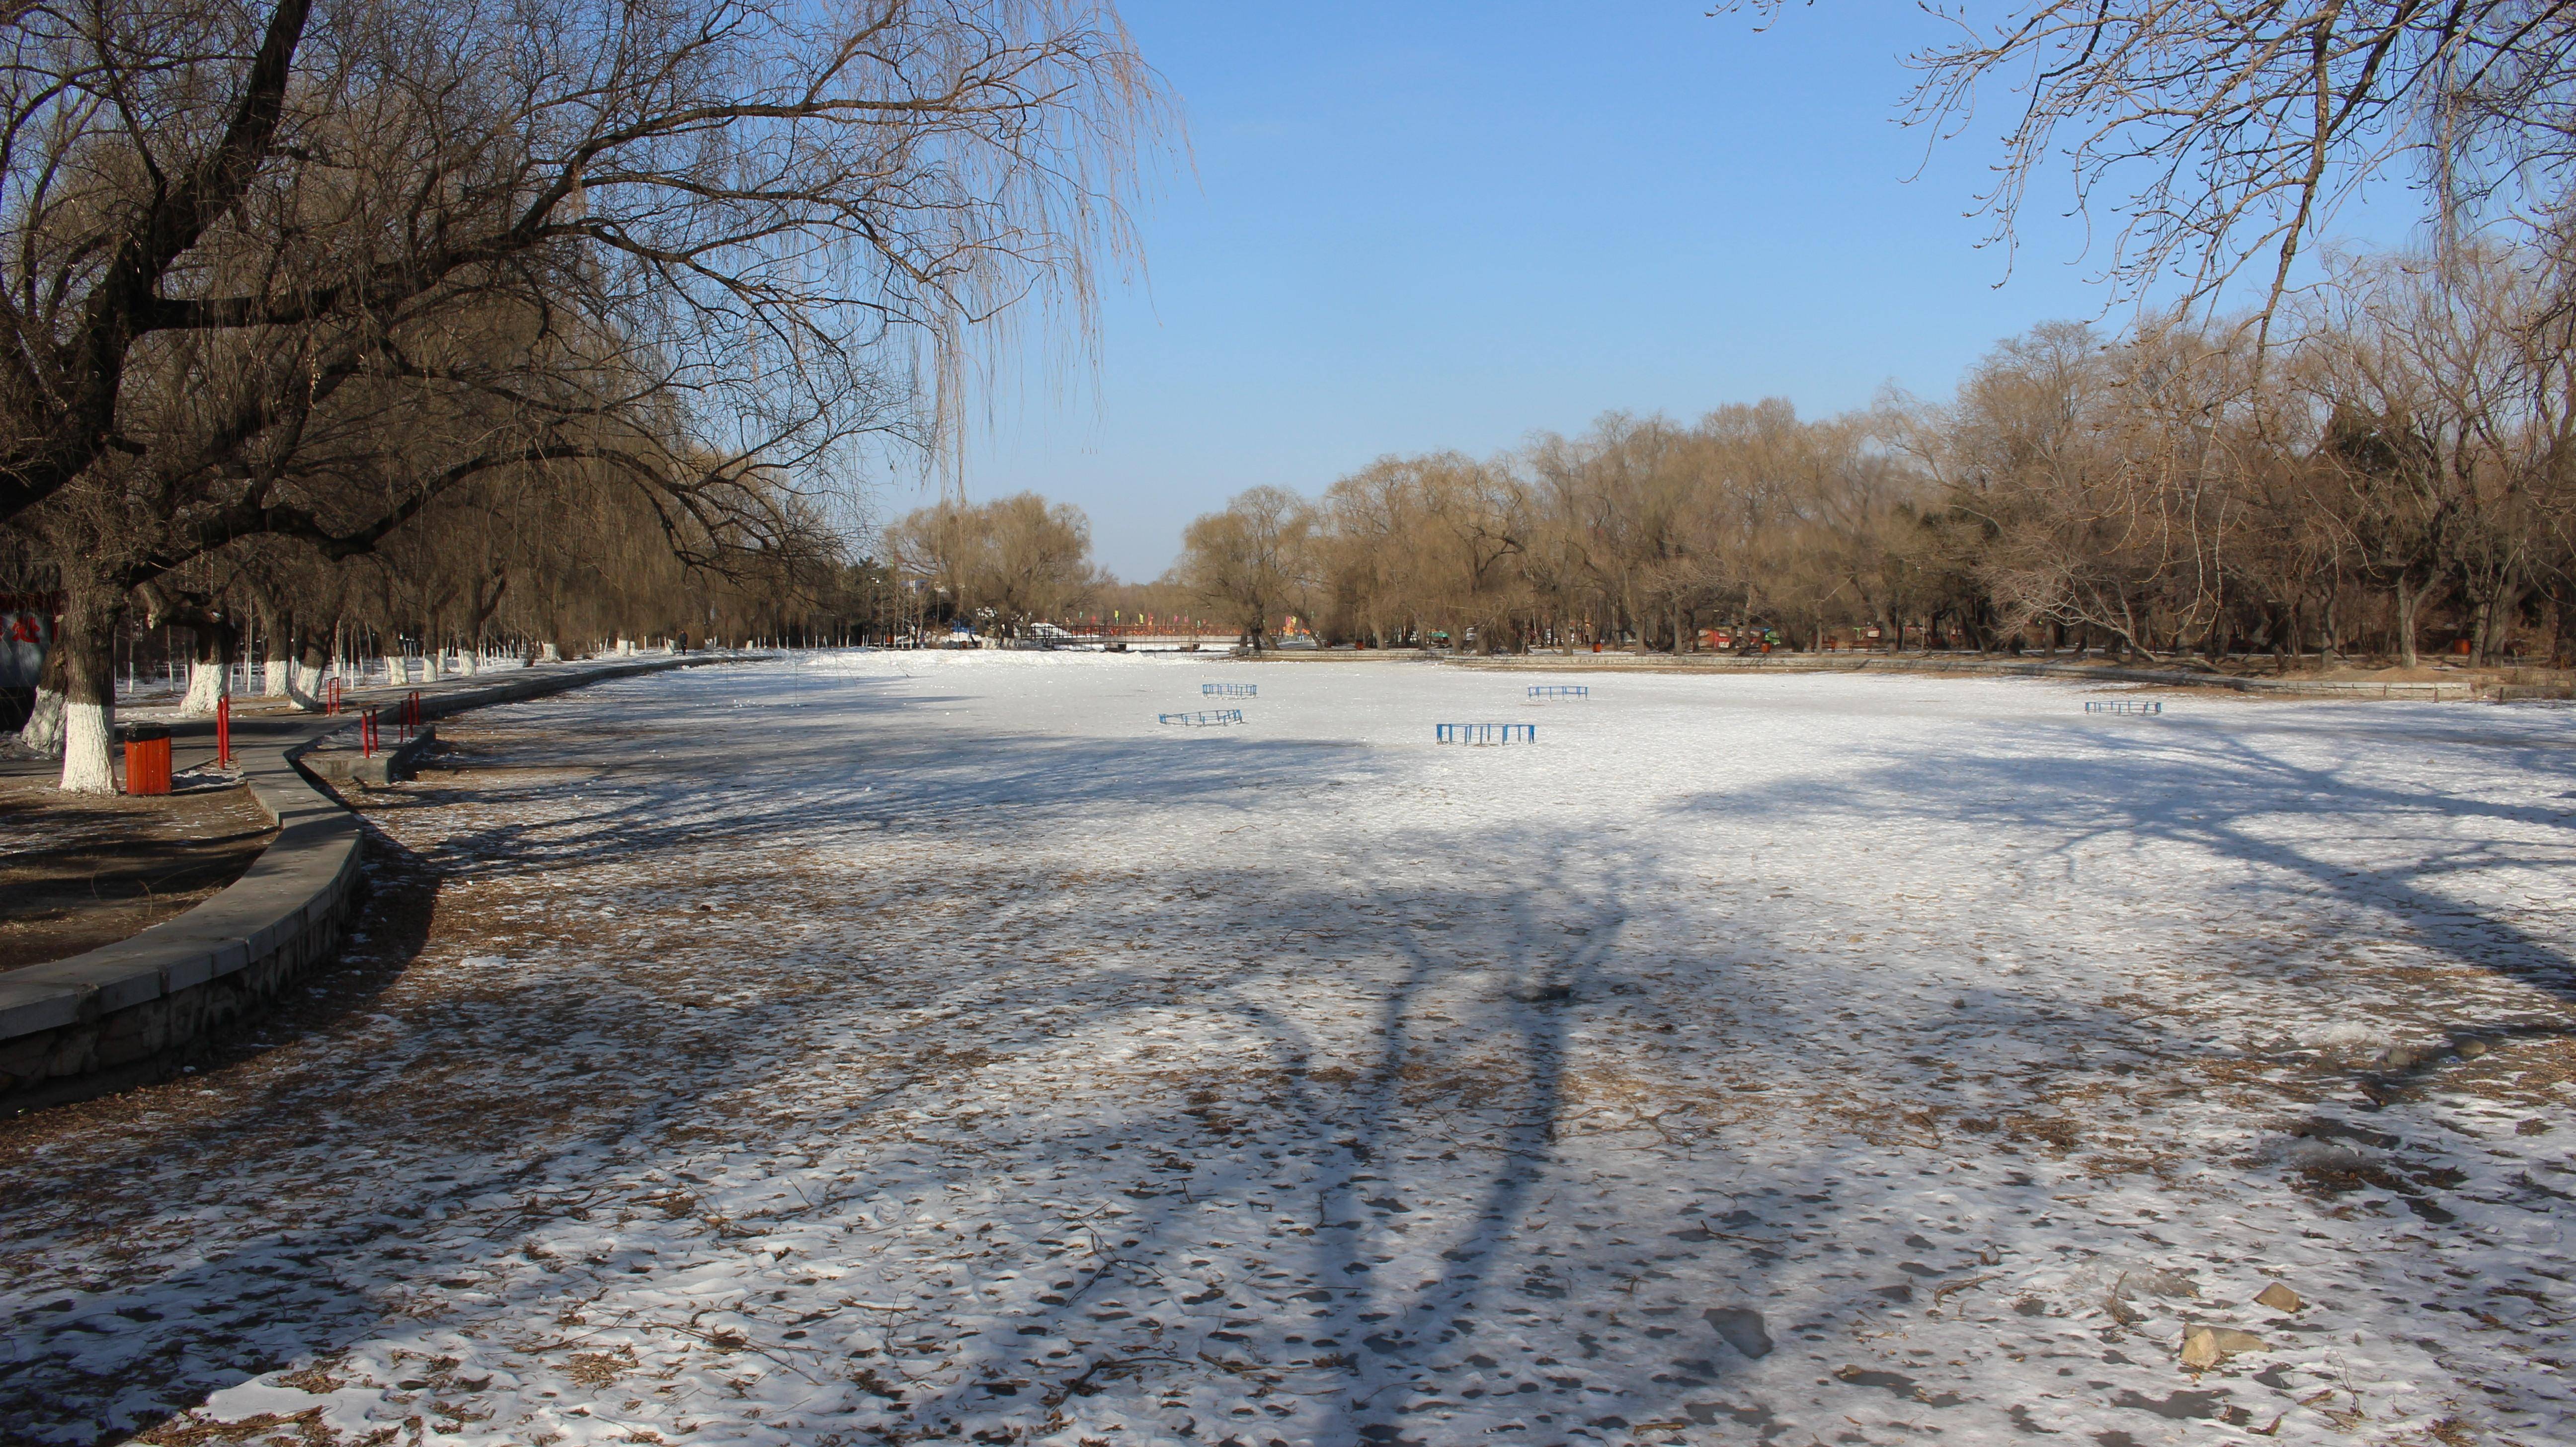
[1437,722,1536,745]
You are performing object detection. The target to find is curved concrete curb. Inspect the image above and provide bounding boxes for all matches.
[0,654,732,1112]
[0,730,361,1111]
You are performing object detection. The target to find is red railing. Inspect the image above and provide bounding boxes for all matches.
[216,693,232,769]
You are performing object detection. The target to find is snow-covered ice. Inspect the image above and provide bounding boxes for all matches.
[5,652,2575,1446]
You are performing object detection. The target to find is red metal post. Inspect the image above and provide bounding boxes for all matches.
[216,693,232,768]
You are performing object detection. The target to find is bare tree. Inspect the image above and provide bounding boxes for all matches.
[1725,3,2576,326]
[1176,485,1313,650]
[2298,246,2576,665]
[886,492,1094,637]
[0,0,1166,790]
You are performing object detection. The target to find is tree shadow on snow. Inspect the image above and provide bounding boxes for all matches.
[1662,711,2576,1014]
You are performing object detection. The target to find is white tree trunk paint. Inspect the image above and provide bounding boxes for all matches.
[181,658,229,716]
[263,658,289,696]
[540,643,561,661]
[60,699,115,793]
[381,656,405,686]
[285,661,324,711]
[17,686,64,756]
[461,651,480,676]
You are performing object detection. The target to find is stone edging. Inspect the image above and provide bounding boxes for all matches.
[302,725,440,786]
[0,654,728,1112]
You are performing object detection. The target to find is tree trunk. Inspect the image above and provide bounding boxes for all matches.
[261,618,290,696]
[285,635,330,711]
[180,620,234,717]
[2474,585,2524,665]
[2393,579,2424,669]
[16,636,67,757]
[248,588,292,697]
[55,575,122,794]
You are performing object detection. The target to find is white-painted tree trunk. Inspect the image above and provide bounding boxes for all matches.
[461,651,481,676]
[540,643,561,661]
[264,658,290,696]
[285,660,325,711]
[180,657,230,716]
[380,656,405,686]
[60,699,115,794]
[16,686,64,756]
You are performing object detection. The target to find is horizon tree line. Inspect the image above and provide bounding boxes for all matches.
[1172,243,2576,664]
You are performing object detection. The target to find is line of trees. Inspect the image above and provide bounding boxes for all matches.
[1175,244,2576,665]
[0,0,1162,790]
[885,493,1101,640]
[879,493,1235,640]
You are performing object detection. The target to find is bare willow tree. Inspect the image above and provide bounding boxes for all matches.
[0,0,1164,790]
[1176,485,1313,650]
[886,492,1095,636]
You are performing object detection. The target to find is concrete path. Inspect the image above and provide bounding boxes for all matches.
[5,654,753,784]
[0,652,763,1110]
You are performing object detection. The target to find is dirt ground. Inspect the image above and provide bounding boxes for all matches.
[0,773,275,971]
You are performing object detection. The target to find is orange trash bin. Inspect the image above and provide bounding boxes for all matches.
[123,727,172,796]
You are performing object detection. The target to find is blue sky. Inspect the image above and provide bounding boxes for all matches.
[942,1,2421,580]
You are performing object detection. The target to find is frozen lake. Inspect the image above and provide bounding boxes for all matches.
[4,651,2573,1446]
